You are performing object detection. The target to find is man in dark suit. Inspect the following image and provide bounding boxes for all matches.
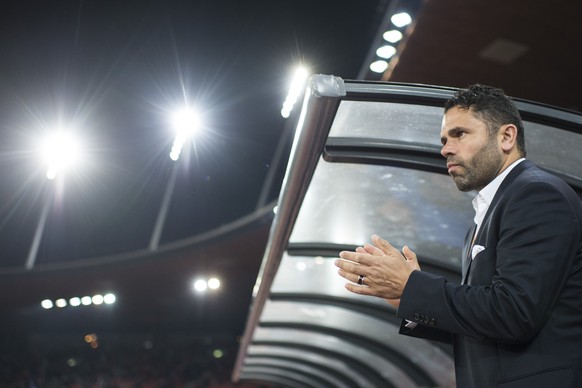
[335,84,582,387]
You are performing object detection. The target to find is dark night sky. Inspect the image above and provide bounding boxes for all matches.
[0,0,383,268]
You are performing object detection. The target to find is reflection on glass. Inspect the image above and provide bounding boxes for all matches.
[329,101,444,146]
[290,160,474,267]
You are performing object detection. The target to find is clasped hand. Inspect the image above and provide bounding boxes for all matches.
[334,234,420,305]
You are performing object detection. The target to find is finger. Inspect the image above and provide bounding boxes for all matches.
[337,268,366,284]
[344,282,375,296]
[371,234,397,255]
[335,259,368,279]
[338,269,368,287]
[402,245,421,271]
[402,245,416,261]
[339,250,373,266]
[362,243,384,256]
[355,246,366,253]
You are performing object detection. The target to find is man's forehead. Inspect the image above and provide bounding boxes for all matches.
[442,107,476,127]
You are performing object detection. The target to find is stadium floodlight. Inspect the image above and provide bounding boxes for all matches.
[383,29,403,43]
[41,299,54,309]
[208,277,221,290]
[92,294,104,305]
[376,45,396,59]
[169,107,200,161]
[370,60,389,73]
[391,12,412,28]
[193,279,208,292]
[40,130,83,180]
[103,293,116,304]
[69,297,81,307]
[55,298,67,308]
[151,106,202,250]
[27,128,86,270]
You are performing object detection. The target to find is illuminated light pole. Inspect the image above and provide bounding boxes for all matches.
[149,107,200,251]
[280,66,309,119]
[257,66,309,210]
[25,186,53,269]
[26,130,83,270]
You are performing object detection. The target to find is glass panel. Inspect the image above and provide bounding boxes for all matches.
[271,253,391,308]
[289,160,474,267]
[260,300,455,386]
[329,100,444,146]
[244,357,350,388]
[524,121,582,181]
[251,328,416,387]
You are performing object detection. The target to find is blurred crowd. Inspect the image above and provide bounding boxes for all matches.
[0,332,271,388]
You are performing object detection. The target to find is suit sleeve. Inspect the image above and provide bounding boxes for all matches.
[397,181,580,344]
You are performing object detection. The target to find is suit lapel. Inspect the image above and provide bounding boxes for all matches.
[461,224,477,284]
[480,160,533,225]
[461,160,533,284]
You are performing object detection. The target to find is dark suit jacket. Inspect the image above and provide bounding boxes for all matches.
[397,161,582,387]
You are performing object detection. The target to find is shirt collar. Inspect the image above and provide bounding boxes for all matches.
[472,158,525,227]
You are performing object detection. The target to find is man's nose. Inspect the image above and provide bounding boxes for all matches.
[440,143,454,158]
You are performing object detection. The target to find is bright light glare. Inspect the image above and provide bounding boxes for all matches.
[281,66,309,118]
[193,279,208,292]
[383,29,403,43]
[41,299,54,309]
[169,108,200,161]
[296,262,307,271]
[40,131,83,180]
[103,293,116,304]
[370,60,389,73]
[42,294,115,310]
[391,12,412,28]
[208,278,221,290]
[376,45,396,59]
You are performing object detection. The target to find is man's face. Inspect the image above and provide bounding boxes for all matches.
[440,107,504,192]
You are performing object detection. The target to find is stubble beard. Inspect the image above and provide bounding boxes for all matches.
[450,138,503,192]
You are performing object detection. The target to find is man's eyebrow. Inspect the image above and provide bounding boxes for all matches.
[440,127,466,145]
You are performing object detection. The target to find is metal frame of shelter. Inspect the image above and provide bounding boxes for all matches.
[233,75,582,387]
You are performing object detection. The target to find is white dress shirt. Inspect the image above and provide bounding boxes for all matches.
[472,158,525,237]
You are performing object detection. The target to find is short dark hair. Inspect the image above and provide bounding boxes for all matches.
[444,84,526,156]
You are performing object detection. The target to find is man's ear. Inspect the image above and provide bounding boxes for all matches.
[499,124,518,153]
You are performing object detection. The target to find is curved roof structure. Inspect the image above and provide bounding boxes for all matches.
[233,76,582,386]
